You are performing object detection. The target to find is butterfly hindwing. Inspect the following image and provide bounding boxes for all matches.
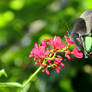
[85,36,92,52]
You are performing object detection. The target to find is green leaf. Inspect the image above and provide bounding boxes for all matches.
[0,69,8,77]
[85,36,92,51]
[39,34,53,42]
[0,82,22,88]
[68,44,75,50]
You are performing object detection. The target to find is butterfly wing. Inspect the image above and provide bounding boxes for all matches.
[85,36,92,52]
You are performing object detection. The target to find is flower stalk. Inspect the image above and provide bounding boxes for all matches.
[22,66,42,88]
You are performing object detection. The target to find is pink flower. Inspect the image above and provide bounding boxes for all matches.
[46,70,50,75]
[66,50,71,55]
[60,63,65,67]
[29,43,47,60]
[47,60,52,65]
[35,61,40,66]
[43,64,48,67]
[45,50,50,55]
[48,60,52,63]
[57,55,63,60]
[56,67,61,74]
[65,50,71,60]
[71,47,83,58]
[54,59,61,65]
[29,35,83,75]
[34,58,37,61]
[49,36,65,50]
[64,36,74,46]
[55,59,61,63]
[42,69,50,75]
[41,39,49,47]
[65,55,71,60]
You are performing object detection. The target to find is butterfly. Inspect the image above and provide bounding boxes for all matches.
[70,9,92,58]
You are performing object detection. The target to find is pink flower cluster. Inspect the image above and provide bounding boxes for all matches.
[29,36,83,75]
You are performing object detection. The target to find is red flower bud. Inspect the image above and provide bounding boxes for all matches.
[60,63,65,67]
[35,61,40,66]
[65,55,71,60]
[56,67,61,74]
[46,70,50,75]
[64,36,74,46]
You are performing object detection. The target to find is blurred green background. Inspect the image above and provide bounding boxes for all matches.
[0,0,92,92]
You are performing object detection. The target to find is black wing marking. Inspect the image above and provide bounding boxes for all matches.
[72,18,87,35]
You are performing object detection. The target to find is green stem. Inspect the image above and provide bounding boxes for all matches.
[22,66,42,88]
[0,82,22,88]
[57,50,64,52]
[46,52,56,60]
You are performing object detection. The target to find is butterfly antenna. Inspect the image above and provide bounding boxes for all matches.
[65,23,69,31]
[64,23,70,36]
[67,31,70,36]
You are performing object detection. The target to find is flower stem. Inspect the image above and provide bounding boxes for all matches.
[22,66,42,88]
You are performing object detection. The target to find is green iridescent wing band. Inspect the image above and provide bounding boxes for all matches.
[85,35,92,52]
